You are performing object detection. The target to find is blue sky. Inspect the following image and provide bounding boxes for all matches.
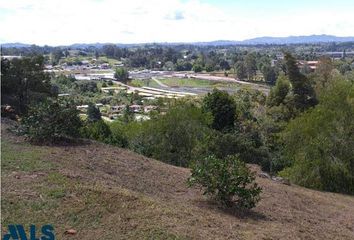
[0,0,353,45]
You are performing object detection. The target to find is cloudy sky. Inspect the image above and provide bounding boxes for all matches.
[0,0,353,45]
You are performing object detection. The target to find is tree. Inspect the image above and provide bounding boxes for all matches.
[192,64,203,73]
[51,48,63,65]
[114,67,129,83]
[87,104,101,122]
[81,120,112,142]
[315,56,333,86]
[284,52,317,112]
[1,56,52,114]
[75,81,98,93]
[188,155,262,208]
[129,104,211,167]
[314,56,334,94]
[219,59,231,70]
[280,79,354,194]
[202,89,236,131]
[245,53,257,80]
[267,74,291,107]
[21,99,82,143]
[261,65,277,85]
[234,61,246,80]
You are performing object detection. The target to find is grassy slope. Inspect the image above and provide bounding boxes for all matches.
[1,121,354,240]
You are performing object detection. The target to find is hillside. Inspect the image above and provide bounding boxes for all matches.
[2,35,354,49]
[1,120,354,240]
[241,34,354,44]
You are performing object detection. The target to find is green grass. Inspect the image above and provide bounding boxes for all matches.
[1,140,54,172]
[158,78,216,87]
[130,79,159,88]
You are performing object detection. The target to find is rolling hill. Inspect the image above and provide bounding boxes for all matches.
[1,119,354,239]
[2,35,354,49]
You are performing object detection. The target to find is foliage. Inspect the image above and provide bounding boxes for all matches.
[1,56,52,114]
[280,79,354,194]
[192,64,203,73]
[128,103,212,167]
[188,155,262,208]
[21,99,82,143]
[245,53,257,80]
[202,89,236,131]
[80,120,112,142]
[114,67,129,83]
[235,61,247,80]
[267,74,291,108]
[284,52,317,112]
[199,131,270,170]
[87,104,102,122]
[75,81,98,93]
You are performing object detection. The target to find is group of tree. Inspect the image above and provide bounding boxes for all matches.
[3,51,354,209]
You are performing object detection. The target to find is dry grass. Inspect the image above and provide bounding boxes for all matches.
[1,121,354,239]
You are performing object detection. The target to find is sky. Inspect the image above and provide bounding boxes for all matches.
[0,0,353,46]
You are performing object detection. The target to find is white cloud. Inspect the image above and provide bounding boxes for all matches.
[0,0,353,45]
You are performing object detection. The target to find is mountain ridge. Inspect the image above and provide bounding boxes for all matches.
[1,34,354,48]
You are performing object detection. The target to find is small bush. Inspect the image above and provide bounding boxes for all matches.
[80,120,111,142]
[21,99,82,143]
[188,155,262,209]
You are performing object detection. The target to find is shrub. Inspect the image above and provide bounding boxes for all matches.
[128,104,212,167]
[80,120,112,142]
[87,103,101,122]
[21,99,82,143]
[188,155,262,209]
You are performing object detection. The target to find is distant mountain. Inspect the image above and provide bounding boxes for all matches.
[241,35,354,45]
[2,35,354,48]
[1,42,32,48]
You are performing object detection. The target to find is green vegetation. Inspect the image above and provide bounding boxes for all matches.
[2,47,354,201]
[1,140,53,172]
[280,79,354,194]
[87,103,102,122]
[21,99,82,143]
[120,103,211,167]
[202,89,236,131]
[1,56,52,113]
[158,77,218,87]
[114,67,129,83]
[189,155,262,208]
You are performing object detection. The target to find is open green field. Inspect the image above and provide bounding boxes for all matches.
[158,78,217,87]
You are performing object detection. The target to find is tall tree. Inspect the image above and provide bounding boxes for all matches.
[314,56,334,94]
[235,61,246,80]
[1,56,52,114]
[202,89,236,131]
[284,52,317,112]
[245,53,257,80]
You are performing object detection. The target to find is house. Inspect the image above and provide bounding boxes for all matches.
[298,60,319,71]
[111,105,126,113]
[129,104,143,113]
[76,105,89,111]
[144,105,157,113]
